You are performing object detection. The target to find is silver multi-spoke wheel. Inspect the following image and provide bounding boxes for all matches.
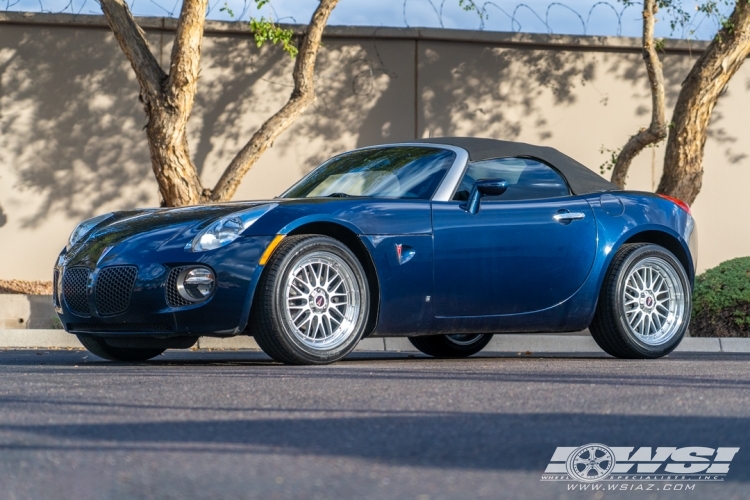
[253,235,370,365]
[283,251,361,350]
[621,256,686,346]
[590,244,691,359]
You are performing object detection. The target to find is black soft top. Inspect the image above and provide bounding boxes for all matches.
[409,137,618,195]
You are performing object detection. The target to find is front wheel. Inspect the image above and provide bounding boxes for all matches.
[252,235,371,365]
[589,243,691,359]
[408,334,493,358]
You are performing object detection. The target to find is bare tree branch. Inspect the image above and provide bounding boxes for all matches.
[658,0,750,205]
[101,0,208,206]
[609,0,666,189]
[100,0,339,206]
[166,0,208,122]
[210,0,340,202]
[99,0,165,103]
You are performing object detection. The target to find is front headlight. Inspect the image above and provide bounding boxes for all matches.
[186,204,277,252]
[67,212,114,250]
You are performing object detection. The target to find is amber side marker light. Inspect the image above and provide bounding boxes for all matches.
[259,234,285,265]
[658,194,692,216]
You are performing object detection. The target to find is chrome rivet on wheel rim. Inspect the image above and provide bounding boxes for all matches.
[621,257,686,346]
[283,251,360,350]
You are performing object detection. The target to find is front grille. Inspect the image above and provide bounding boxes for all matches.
[95,266,138,316]
[62,268,91,316]
[53,268,60,308]
[68,323,173,333]
[166,267,192,308]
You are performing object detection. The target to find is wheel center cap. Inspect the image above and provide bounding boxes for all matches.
[641,291,655,311]
[311,288,328,310]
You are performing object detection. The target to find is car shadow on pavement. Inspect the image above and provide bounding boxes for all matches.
[0,412,748,479]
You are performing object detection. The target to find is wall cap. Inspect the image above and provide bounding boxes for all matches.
[0,11,710,53]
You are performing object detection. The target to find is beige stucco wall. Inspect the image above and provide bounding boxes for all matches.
[0,14,747,280]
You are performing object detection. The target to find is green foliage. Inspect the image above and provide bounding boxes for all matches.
[251,0,297,58]
[250,17,298,57]
[458,0,488,18]
[219,2,235,18]
[599,136,665,174]
[599,145,621,174]
[691,257,750,337]
[222,0,298,58]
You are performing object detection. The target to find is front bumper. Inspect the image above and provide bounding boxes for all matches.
[54,234,275,337]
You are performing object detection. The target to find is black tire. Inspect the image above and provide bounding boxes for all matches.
[76,334,166,362]
[251,235,370,365]
[589,243,691,359]
[408,334,493,358]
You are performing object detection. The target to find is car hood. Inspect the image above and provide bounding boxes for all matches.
[63,202,274,266]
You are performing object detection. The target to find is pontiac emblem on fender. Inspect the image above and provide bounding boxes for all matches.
[395,244,415,265]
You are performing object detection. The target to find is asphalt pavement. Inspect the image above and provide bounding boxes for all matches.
[0,349,749,500]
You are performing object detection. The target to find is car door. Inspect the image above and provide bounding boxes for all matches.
[432,157,597,317]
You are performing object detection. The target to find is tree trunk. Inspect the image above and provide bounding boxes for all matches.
[101,0,207,207]
[209,0,340,202]
[657,1,750,205]
[101,0,338,207]
[609,0,667,189]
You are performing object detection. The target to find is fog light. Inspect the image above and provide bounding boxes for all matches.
[177,267,215,302]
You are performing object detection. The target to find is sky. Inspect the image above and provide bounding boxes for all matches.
[2,0,733,40]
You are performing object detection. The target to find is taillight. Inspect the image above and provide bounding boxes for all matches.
[658,194,691,215]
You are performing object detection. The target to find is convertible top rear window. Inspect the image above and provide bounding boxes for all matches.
[282,146,455,200]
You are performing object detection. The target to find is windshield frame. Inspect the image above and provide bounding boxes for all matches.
[279,143,469,202]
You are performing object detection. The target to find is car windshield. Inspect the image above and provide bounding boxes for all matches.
[281,146,456,200]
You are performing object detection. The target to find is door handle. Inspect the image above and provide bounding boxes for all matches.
[553,212,586,222]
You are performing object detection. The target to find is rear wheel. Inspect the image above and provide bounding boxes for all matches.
[589,243,691,359]
[76,334,166,362]
[408,333,493,358]
[252,235,370,365]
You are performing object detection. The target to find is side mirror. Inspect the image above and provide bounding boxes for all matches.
[461,179,508,214]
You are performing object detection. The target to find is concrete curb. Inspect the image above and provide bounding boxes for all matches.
[1,330,749,353]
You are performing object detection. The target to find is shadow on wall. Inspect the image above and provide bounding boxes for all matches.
[0,202,6,227]
[608,49,743,166]
[416,41,602,143]
[212,34,420,177]
[0,26,158,228]
[190,33,289,181]
[2,22,735,224]
[283,37,610,172]
[0,24,410,219]
[303,36,414,169]
[280,37,620,176]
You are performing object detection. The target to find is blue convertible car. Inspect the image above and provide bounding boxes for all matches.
[54,138,696,364]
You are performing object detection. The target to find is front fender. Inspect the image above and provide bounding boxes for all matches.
[244,199,433,237]
[277,215,365,237]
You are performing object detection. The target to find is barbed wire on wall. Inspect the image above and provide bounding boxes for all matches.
[402,0,637,36]
[0,0,730,41]
[401,0,729,40]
